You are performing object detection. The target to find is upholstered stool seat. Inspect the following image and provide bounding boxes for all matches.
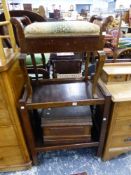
[24,21,100,38]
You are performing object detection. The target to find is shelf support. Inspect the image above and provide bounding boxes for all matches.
[92,51,106,97]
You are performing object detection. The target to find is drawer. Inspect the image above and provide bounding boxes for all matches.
[0,146,25,166]
[0,126,18,147]
[43,125,91,137]
[109,75,127,82]
[43,125,91,145]
[113,118,131,135]
[114,102,131,118]
[110,135,131,148]
[100,71,127,84]
[53,60,82,74]
[41,106,92,145]
[44,135,91,145]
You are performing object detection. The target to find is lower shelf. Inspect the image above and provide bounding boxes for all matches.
[29,105,101,149]
[35,141,99,152]
[41,106,92,145]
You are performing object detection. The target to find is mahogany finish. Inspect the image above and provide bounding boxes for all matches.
[10,17,111,164]
[19,75,111,164]
[11,17,104,54]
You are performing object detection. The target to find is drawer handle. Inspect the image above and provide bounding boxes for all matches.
[114,75,122,79]
[124,137,131,142]
[0,157,4,161]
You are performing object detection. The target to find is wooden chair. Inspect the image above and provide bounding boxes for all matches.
[103,28,123,58]
[116,48,131,59]
[11,18,111,164]
[38,5,47,19]
[102,14,123,58]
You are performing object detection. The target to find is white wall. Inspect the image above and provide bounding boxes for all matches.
[90,0,108,15]
[10,0,93,9]
[115,0,131,9]
[8,0,131,12]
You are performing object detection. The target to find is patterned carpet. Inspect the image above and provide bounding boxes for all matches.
[0,148,131,175]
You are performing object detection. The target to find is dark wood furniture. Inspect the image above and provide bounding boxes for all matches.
[19,75,111,164]
[50,53,82,78]
[11,17,111,164]
[23,4,32,11]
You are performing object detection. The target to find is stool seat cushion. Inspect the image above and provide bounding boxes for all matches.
[24,21,100,38]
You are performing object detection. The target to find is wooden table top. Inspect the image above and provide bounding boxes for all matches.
[99,80,131,102]
[103,62,131,75]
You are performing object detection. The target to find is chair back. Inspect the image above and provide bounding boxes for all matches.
[109,28,123,48]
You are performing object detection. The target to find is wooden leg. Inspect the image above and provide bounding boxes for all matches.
[97,95,111,157]
[19,101,38,165]
[84,52,90,81]
[92,51,106,97]
[41,53,46,67]
[30,54,39,81]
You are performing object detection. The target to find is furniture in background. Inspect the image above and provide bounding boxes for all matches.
[116,48,131,59]
[102,14,123,58]
[50,52,83,78]
[25,53,49,80]
[38,5,47,19]
[23,4,32,11]
[9,2,20,10]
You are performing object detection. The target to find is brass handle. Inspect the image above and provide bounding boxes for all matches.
[124,137,131,142]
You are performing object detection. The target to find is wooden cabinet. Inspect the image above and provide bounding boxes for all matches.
[100,62,131,84]
[102,82,131,160]
[0,54,31,172]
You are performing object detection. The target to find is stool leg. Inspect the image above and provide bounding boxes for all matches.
[19,102,38,165]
